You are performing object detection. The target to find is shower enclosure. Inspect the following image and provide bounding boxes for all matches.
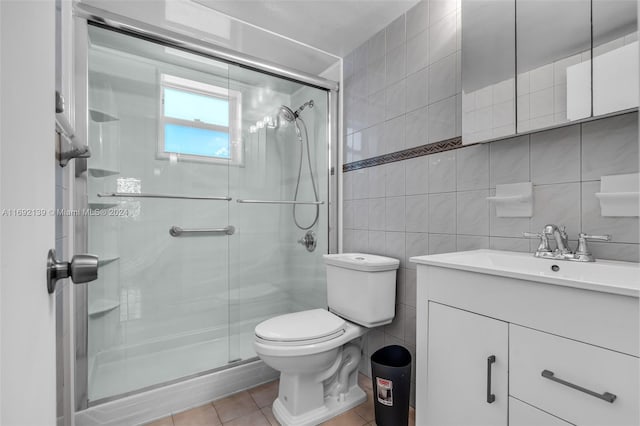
[75,19,337,406]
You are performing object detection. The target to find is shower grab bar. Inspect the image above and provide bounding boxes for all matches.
[98,192,231,201]
[169,225,235,237]
[236,199,324,205]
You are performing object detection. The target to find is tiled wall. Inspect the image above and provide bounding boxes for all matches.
[341,0,640,405]
[343,0,461,162]
[343,0,462,404]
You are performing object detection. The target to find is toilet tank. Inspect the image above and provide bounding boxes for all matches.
[323,253,399,327]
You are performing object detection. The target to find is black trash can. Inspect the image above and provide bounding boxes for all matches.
[370,345,412,426]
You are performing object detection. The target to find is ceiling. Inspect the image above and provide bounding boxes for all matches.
[193,0,420,57]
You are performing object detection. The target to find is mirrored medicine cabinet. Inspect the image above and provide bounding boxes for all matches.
[462,0,638,145]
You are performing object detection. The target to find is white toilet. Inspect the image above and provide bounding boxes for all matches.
[253,253,399,426]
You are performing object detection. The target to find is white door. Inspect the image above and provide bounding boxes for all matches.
[1,1,57,425]
[426,302,508,426]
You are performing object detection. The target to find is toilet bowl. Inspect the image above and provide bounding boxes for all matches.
[253,253,399,426]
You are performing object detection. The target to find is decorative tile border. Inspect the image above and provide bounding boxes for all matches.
[342,136,463,172]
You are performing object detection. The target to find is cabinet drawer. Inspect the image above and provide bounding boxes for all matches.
[510,325,639,426]
[509,397,572,426]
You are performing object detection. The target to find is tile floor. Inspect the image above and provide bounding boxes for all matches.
[146,373,415,426]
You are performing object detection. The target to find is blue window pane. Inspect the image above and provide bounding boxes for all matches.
[164,88,229,127]
[164,124,230,158]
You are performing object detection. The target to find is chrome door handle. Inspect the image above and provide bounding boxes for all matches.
[541,370,617,403]
[47,249,98,294]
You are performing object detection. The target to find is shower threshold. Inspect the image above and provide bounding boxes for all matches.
[88,331,257,404]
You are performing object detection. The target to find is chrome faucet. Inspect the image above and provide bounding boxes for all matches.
[523,225,610,262]
[543,224,570,255]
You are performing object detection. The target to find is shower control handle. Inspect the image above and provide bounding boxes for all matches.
[298,231,317,252]
[47,249,98,294]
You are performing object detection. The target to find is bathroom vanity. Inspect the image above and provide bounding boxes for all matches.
[411,250,639,426]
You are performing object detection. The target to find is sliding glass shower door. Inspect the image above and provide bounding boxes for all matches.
[86,25,233,402]
[83,24,330,404]
[226,67,330,363]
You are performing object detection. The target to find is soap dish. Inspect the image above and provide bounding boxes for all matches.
[595,173,639,217]
[487,182,533,217]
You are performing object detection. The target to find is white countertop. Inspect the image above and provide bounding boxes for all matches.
[410,249,640,297]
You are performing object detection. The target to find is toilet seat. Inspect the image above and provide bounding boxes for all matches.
[255,309,346,346]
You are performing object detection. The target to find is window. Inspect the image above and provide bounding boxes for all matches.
[158,74,242,164]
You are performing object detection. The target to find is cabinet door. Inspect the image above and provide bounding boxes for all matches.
[425,302,508,426]
[592,0,638,116]
[461,0,516,144]
[510,325,639,426]
[509,397,572,426]
[516,0,591,133]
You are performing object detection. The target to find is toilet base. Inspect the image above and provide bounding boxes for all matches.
[272,385,367,426]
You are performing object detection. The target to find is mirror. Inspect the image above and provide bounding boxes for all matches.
[516,0,591,133]
[593,0,638,116]
[461,0,516,144]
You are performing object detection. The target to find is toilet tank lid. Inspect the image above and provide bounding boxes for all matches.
[255,309,345,342]
[323,253,400,272]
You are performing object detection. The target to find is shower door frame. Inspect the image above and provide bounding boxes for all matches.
[72,4,340,411]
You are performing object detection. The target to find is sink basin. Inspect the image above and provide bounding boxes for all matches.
[410,249,640,297]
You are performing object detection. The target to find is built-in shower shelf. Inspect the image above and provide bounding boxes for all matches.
[88,202,119,210]
[88,299,120,317]
[98,256,120,267]
[89,109,119,123]
[88,168,120,178]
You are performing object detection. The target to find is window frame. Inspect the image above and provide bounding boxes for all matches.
[157,73,243,165]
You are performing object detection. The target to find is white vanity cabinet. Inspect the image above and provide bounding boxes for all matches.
[426,303,508,426]
[412,250,639,426]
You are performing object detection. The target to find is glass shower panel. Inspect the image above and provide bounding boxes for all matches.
[86,26,232,402]
[227,65,330,362]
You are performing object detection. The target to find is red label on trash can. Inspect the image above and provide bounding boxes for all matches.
[376,377,393,406]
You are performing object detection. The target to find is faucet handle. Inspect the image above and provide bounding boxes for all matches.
[576,233,611,256]
[523,232,551,252]
[579,233,611,241]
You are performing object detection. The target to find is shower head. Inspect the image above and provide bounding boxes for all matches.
[278,105,297,123]
[278,99,315,122]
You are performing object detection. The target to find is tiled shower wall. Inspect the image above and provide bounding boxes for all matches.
[342,0,640,404]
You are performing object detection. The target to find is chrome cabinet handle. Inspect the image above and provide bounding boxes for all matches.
[487,355,496,404]
[541,370,617,403]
